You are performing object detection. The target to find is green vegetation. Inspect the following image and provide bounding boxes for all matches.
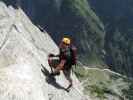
[85,84,107,99]
[88,0,133,77]
[79,52,105,67]
[74,65,132,100]
[122,80,133,100]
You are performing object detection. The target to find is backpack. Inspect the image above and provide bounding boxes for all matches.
[60,45,77,66]
[70,46,77,65]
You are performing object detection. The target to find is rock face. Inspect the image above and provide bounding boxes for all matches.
[4,0,133,77]
[14,0,105,66]
[15,0,133,77]
[0,2,89,100]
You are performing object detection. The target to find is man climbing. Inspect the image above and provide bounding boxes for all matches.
[49,37,77,90]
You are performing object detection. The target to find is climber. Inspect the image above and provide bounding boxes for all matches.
[48,37,77,90]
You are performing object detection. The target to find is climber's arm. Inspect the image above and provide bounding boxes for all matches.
[56,59,66,70]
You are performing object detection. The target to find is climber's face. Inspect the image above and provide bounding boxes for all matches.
[59,41,69,49]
